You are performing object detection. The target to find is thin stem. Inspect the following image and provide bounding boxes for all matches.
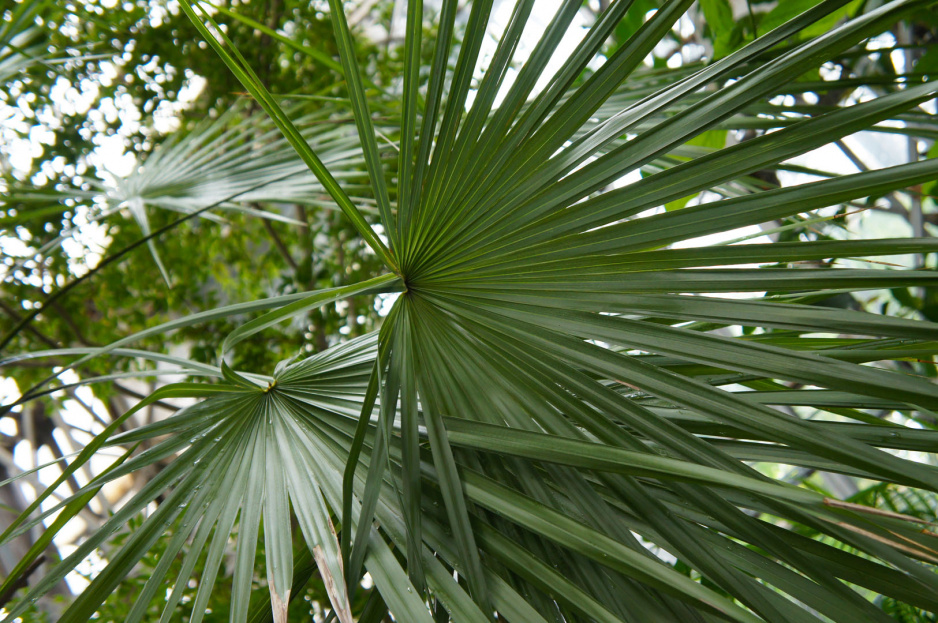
[260,210,300,271]
[0,171,307,352]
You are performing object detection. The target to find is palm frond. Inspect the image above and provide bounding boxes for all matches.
[6,0,938,621]
[1,102,387,284]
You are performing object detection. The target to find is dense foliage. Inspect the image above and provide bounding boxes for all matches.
[2,0,938,621]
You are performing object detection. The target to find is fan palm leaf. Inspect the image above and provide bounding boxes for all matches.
[1,101,387,284]
[5,0,938,621]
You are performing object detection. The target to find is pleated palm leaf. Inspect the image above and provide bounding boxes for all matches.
[4,0,938,621]
[2,101,383,283]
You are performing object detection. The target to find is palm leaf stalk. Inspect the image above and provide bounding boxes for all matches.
[4,0,938,621]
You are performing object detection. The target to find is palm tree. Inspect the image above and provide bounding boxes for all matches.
[3,0,938,621]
